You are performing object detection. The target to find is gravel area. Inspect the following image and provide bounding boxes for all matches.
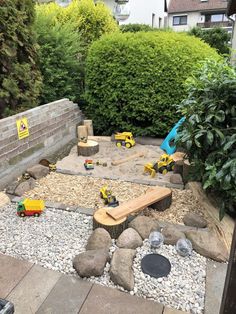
[25,173,208,224]
[0,203,206,314]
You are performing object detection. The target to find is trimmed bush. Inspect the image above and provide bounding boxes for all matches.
[120,24,157,33]
[0,0,42,118]
[188,27,230,55]
[85,31,220,136]
[177,60,236,218]
[34,7,82,104]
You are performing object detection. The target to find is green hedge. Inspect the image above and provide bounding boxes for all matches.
[177,60,236,218]
[85,31,220,136]
[0,0,42,118]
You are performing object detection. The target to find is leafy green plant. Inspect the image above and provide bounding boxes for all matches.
[34,8,82,104]
[177,59,236,218]
[0,0,42,118]
[85,31,220,136]
[188,27,230,55]
[120,24,157,33]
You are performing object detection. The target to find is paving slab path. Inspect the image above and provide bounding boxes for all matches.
[0,253,190,314]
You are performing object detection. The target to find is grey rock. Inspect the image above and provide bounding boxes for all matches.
[110,248,136,291]
[86,228,112,251]
[73,249,109,277]
[116,228,143,249]
[129,216,160,240]
[162,225,186,245]
[170,173,183,185]
[185,229,229,262]
[14,181,31,196]
[27,164,49,179]
[183,212,208,228]
[6,181,19,195]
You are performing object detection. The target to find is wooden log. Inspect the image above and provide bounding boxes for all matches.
[83,120,94,136]
[77,140,99,156]
[173,160,184,175]
[186,181,234,254]
[88,136,111,142]
[93,208,128,239]
[182,160,191,183]
[77,125,88,140]
[107,187,172,220]
[111,152,144,166]
[171,152,186,162]
[150,192,172,211]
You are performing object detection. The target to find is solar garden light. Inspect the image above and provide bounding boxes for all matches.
[114,0,130,22]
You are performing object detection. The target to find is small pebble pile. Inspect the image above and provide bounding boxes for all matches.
[0,203,206,313]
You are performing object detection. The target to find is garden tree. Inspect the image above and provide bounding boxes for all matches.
[34,9,82,104]
[188,27,230,55]
[85,31,220,137]
[176,60,236,218]
[0,0,42,118]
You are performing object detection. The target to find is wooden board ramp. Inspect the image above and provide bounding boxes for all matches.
[106,187,172,220]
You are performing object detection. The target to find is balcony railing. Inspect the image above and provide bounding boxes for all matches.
[197,21,233,28]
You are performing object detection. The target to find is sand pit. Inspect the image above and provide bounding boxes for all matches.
[56,140,182,188]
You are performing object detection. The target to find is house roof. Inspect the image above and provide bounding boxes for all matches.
[168,0,228,14]
[227,0,236,15]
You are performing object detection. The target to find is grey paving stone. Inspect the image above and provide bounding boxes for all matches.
[36,275,92,314]
[0,253,33,298]
[8,265,61,314]
[163,306,190,314]
[79,283,164,314]
[205,260,227,314]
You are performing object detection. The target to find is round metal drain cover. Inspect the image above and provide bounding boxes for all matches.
[141,254,171,278]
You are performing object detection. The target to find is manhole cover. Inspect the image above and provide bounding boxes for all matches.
[141,254,171,278]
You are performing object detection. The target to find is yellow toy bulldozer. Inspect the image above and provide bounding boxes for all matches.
[144,154,175,177]
[114,132,135,148]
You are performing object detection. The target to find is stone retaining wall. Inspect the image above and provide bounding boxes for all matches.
[0,99,83,189]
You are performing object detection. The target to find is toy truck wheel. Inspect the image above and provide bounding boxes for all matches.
[159,167,168,175]
[125,142,131,148]
[116,142,122,148]
[34,213,40,217]
[20,213,25,217]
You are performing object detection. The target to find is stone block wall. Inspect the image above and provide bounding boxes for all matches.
[0,99,83,189]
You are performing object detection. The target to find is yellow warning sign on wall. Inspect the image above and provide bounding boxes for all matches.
[16,117,29,140]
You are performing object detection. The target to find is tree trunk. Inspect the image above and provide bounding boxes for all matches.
[77,140,99,156]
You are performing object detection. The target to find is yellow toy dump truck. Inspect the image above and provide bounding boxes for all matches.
[17,199,45,217]
[144,154,175,176]
[114,132,135,148]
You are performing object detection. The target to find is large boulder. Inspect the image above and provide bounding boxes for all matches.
[185,229,229,262]
[116,228,143,249]
[14,178,36,196]
[86,228,112,251]
[6,181,19,195]
[27,164,49,179]
[73,249,109,277]
[129,216,160,240]
[170,173,183,185]
[183,212,208,228]
[110,248,135,291]
[162,225,186,245]
[0,192,11,207]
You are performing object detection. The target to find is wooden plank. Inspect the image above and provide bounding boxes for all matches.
[106,187,172,220]
[220,222,236,314]
[88,136,111,142]
[186,181,234,254]
[111,152,144,166]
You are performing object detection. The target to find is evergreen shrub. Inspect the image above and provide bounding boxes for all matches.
[177,60,236,218]
[0,0,42,118]
[85,31,220,136]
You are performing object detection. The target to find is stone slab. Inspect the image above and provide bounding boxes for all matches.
[36,275,92,314]
[79,284,164,314]
[205,260,227,314]
[8,265,61,314]
[0,254,33,298]
[163,306,190,314]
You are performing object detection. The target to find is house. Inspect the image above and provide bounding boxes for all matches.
[167,0,233,32]
[99,0,167,28]
[227,0,236,63]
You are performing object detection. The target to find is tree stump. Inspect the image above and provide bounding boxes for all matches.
[173,160,184,175]
[77,140,99,156]
[93,208,128,239]
[83,120,94,136]
[149,192,172,211]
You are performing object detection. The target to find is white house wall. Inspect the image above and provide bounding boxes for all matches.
[168,12,202,31]
[101,0,166,27]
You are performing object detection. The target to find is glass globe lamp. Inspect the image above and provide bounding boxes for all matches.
[114,0,130,21]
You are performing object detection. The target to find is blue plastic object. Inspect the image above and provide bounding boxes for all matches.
[160,117,186,155]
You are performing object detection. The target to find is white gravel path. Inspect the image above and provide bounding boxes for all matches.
[0,204,206,313]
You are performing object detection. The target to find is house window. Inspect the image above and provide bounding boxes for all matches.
[173,15,187,26]
[205,13,229,22]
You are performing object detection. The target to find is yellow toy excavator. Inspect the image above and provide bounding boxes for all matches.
[100,185,119,207]
[144,154,175,177]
